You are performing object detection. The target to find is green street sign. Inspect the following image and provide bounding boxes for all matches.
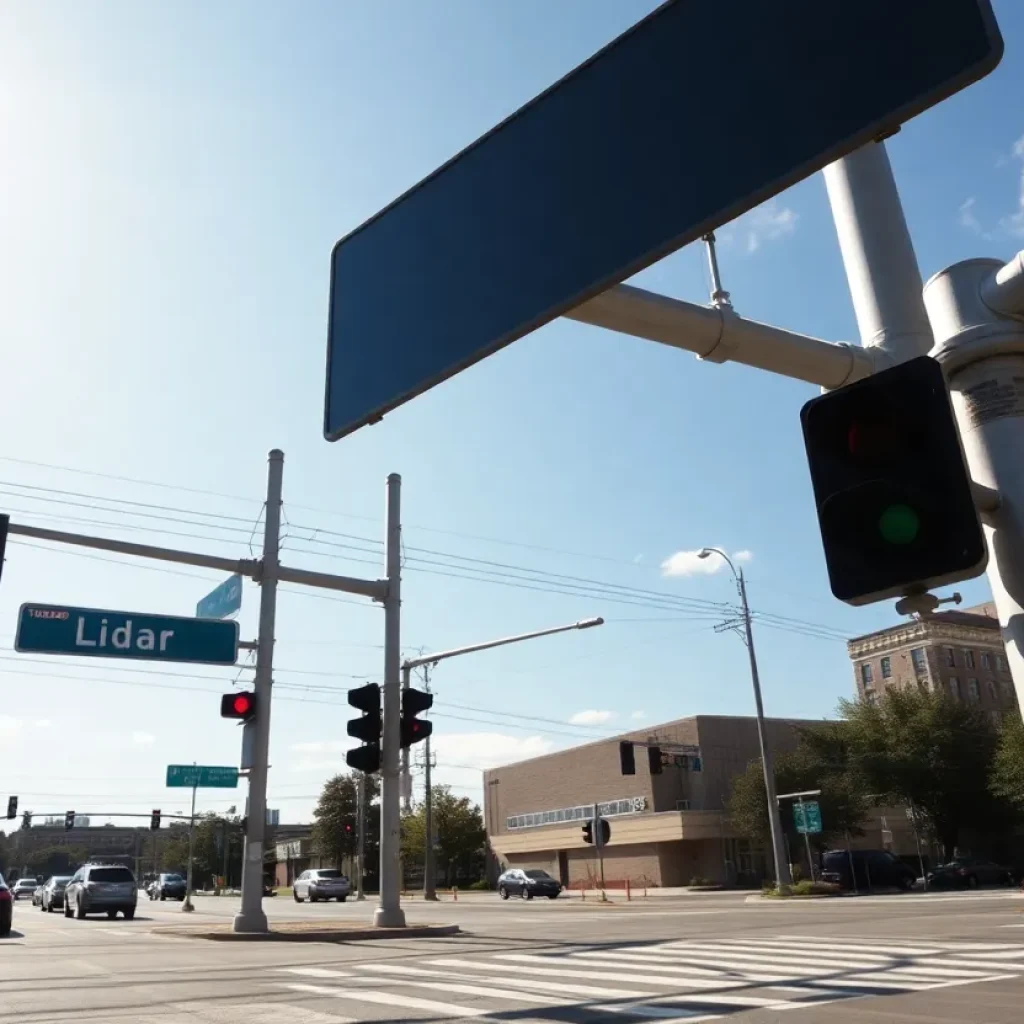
[166,765,239,789]
[794,800,822,835]
[16,604,239,665]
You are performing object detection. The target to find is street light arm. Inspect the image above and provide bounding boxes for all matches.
[697,545,737,581]
[402,617,604,671]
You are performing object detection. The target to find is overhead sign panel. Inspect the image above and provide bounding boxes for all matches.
[16,604,239,665]
[325,0,1002,441]
[196,574,243,620]
[166,765,239,789]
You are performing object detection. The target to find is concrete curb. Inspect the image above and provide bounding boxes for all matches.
[152,922,461,942]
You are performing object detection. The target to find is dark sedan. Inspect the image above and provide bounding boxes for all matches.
[40,876,72,912]
[497,868,562,900]
[0,875,11,936]
[927,857,1013,889]
[148,873,187,901]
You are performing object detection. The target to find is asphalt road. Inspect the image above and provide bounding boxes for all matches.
[3,889,1024,1023]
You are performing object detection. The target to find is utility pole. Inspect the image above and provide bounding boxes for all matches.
[421,665,437,901]
[183,772,197,913]
[221,818,229,892]
[375,473,405,928]
[234,450,283,934]
[356,773,366,901]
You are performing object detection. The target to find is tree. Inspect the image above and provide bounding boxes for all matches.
[0,831,9,877]
[839,687,1008,858]
[25,845,89,878]
[402,786,486,886]
[311,773,380,869]
[991,713,1024,811]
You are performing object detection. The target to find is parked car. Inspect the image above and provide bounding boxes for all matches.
[64,864,137,920]
[31,884,44,907]
[40,876,72,913]
[0,874,12,936]
[497,868,562,900]
[292,869,350,902]
[11,878,40,901]
[820,849,915,892]
[927,857,1013,890]
[147,873,187,901]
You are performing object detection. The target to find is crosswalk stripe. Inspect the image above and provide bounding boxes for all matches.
[598,1008,722,1023]
[354,966,573,1004]
[943,949,1024,961]
[756,938,948,956]
[279,983,484,1017]
[427,958,648,998]
[632,943,894,967]
[562,950,790,982]
[280,968,352,980]
[579,950,856,978]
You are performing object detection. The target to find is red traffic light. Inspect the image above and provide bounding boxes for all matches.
[221,690,257,721]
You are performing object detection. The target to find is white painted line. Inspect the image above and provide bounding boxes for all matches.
[654,942,893,967]
[713,937,943,957]
[279,982,486,1017]
[279,967,353,979]
[426,958,648,998]
[561,950,789,983]
[939,949,1024,961]
[598,1006,722,1022]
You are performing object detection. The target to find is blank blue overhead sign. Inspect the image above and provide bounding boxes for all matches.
[325,0,1002,441]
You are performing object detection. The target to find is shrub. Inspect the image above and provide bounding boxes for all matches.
[468,879,491,890]
[689,876,714,887]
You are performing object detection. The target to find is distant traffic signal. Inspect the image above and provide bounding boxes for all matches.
[801,356,986,605]
[619,741,636,776]
[582,817,610,847]
[647,746,663,776]
[0,513,8,584]
[221,691,257,721]
[346,682,382,773]
[582,819,593,844]
[400,688,433,749]
[151,809,161,831]
[21,810,31,829]
[5,795,16,820]
[64,810,75,831]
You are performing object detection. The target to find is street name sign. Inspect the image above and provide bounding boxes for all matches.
[196,574,243,620]
[166,765,239,789]
[325,0,1002,440]
[16,604,239,665]
[794,800,823,835]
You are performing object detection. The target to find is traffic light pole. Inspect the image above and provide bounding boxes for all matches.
[356,773,366,901]
[183,777,198,913]
[421,665,437,901]
[234,450,283,934]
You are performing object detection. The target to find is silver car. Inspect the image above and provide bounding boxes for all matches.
[40,875,73,912]
[64,864,137,920]
[293,868,350,903]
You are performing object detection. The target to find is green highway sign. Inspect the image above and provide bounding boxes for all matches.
[793,800,823,835]
[15,604,239,665]
[166,765,239,789]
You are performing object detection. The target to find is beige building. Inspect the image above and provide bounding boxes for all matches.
[847,601,1017,724]
[484,714,916,888]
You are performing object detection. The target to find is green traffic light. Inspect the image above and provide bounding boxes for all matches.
[878,503,920,545]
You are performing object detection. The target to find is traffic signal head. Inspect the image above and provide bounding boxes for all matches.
[346,682,382,774]
[648,746,663,775]
[400,687,433,749]
[619,741,636,775]
[151,809,161,831]
[65,810,75,831]
[582,819,594,845]
[801,356,986,605]
[5,795,16,820]
[221,691,257,721]
[598,817,611,847]
[0,513,8,584]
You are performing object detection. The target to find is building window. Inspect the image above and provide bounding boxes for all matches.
[950,677,960,700]
[506,796,646,830]
[987,680,998,703]
[944,646,956,667]
[997,654,1009,672]
[911,648,928,675]
[865,691,879,706]
[989,710,1003,729]
[968,678,980,702]
[981,652,992,671]
[1002,681,1017,703]
[965,650,975,670]
[861,663,874,685]
[880,657,892,679]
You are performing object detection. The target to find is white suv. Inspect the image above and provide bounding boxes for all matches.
[293,869,350,903]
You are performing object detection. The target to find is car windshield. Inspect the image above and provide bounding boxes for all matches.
[315,870,343,879]
[525,870,552,879]
[162,874,184,882]
[51,877,72,885]
[89,868,134,883]
[17,879,37,887]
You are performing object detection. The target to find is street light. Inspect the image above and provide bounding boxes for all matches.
[401,616,605,900]
[697,547,792,888]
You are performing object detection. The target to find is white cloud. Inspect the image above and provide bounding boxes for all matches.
[959,196,982,233]
[568,709,615,726]
[630,710,646,721]
[291,740,348,755]
[0,715,23,738]
[433,732,555,771]
[131,730,156,746]
[33,719,53,729]
[660,546,752,578]
[741,200,798,253]
[632,554,644,565]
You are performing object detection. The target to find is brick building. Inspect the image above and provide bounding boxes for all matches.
[483,714,916,888]
[847,601,1018,724]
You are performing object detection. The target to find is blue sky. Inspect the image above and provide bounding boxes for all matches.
[1,0,1023,827]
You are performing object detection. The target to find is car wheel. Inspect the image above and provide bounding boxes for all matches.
[547,894,559,899]
[293,889,301,902]
[123,906,135,920]
[310,892,319,903]
[0,915,10,938]
[967,875,979,889]
[338,896,347,902]
[76,898,87,920]
[522,887,533,900]
[498,886,509,900]
[107,910,117,920]
[64,899,73,919]
[159,894,166,901]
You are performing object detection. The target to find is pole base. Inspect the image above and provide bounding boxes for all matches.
[356,893,366,901]
[232,909,269,934]
[181,900,195,913]
[424,892,439,902]
[373,906,407,928]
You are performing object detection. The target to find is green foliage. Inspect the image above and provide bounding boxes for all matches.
[311,773,380,868]
[148,816,244,888]
[468,879,491,890]
[24,845,90,878]
[401,785,486,886]
[763,880,840,898]
[688,877,714,887]
[991,713,1024,811]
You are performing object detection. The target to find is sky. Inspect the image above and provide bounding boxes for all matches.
[1,0,1023,830]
